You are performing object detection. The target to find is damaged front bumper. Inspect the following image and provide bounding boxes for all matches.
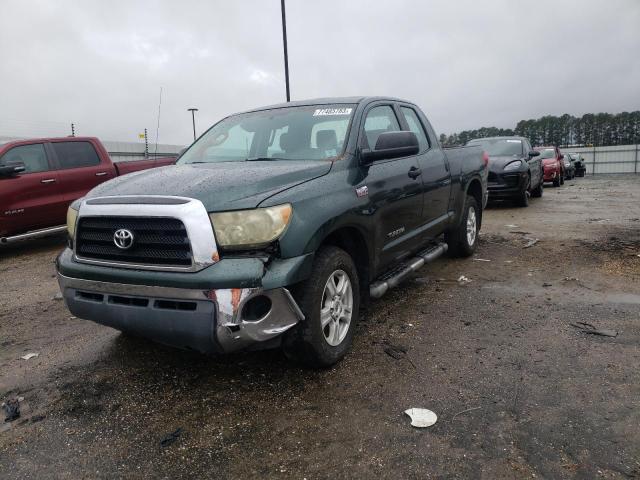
[56,249,309,354]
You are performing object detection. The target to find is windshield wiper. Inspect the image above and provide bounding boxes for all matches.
[245,157,282,162]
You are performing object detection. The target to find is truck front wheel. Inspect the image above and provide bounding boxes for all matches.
[283,246,360,368]
[445,195,479,257]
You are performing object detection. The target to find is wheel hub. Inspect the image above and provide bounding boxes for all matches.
[321,270,353,347]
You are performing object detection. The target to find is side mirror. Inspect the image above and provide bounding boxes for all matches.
[360,131,419,163]
[528,151,540,157]
[0,164,25,177]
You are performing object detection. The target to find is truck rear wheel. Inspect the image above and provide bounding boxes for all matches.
[445,195,479,257]
[283,246,360,368]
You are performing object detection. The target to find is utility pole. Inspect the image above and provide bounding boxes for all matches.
[280,0,290,102]
[187,108,198,142]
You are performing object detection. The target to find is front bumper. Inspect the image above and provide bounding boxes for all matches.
[486,171,527,199]
[543,169,560,182]
[56,247,312,354]
[57,272,304,354]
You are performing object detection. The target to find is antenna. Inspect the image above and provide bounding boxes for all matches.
[155,87,162,156]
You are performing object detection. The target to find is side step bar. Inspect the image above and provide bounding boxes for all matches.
[369,242,448,298]
[0,225,67,244]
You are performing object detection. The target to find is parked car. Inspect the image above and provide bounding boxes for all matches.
[0,137,176,243]
[536,146,565,187]
[566,152,587,177]
[56,96,488,367]
[562,153,576,179]
[466,136,542,207]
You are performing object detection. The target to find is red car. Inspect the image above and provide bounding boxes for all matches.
[0,137,176,243]
[535,146,565,187]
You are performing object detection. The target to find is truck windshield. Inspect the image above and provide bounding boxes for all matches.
[178,104,356,164]
[466,138,523,156]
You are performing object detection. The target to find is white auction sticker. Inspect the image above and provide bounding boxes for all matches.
[313,108,352,116]
[506,139,522,143]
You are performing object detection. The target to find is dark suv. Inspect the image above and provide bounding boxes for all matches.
[466,136,542,207]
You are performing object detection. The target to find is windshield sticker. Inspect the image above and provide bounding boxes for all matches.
[506,140,522,143]
[313,108,352,116]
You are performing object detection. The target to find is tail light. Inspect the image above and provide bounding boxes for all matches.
[482,151,489,168]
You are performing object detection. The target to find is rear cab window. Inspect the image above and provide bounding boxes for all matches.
[51,141,101,169]
[0,143,49,173]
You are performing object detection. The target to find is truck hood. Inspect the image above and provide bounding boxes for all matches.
[86,160,332,211]
[487,155,525,173]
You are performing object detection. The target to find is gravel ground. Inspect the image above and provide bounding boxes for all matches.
[1,175,639,479]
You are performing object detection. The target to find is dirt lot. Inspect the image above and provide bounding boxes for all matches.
[1,176,639,479]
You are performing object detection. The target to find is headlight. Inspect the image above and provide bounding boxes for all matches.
[209,204,292,249]
[503,160,523,171]
[66,202,80,238]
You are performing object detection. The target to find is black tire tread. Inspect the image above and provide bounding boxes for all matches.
[445,195,479,258]
[282,246,359,368]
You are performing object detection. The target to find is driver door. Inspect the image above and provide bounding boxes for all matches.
[357,103,424,272]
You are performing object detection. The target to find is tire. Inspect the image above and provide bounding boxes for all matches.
[531,177,543,198]
[282,246,360,368]
[445,195,479,257]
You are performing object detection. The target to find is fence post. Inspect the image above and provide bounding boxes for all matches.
[144,128,149,159]
[592,145,596,175]
[635,144,638,174]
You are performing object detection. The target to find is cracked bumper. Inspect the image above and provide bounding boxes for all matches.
[55,248,309,354]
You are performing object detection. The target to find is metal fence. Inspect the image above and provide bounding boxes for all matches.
[563,144,640,175]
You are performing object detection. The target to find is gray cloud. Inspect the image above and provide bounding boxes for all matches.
[1,0,639,145]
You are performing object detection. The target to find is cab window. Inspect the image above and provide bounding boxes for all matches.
[51,141,101,169]
[400,107,430,152]
[362,105,400,149]
[0,143,49,173]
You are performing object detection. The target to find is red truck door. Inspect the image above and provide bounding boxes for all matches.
[0,143,65,236]
[48,140,116,207]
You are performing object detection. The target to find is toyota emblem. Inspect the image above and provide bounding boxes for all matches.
[113,228,135,250]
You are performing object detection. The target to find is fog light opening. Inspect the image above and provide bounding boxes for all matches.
[241,295,272,322]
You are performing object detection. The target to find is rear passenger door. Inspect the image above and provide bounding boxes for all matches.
[0,143,64,234]
[49,140,115,207]
[357,103,424,270]
[398,105,451,229]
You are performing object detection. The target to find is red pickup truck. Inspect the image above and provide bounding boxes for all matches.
[0,137,176,243]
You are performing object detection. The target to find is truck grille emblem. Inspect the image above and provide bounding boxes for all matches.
[113,229,135,250]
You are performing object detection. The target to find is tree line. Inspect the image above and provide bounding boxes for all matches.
[439,111,640,148]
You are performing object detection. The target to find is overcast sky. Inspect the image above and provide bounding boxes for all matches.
[1,0,639,146]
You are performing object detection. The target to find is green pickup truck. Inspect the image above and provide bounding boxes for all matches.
[56,97,488,367]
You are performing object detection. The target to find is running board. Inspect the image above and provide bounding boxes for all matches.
[369,242,448,298]
[0,225,67,244]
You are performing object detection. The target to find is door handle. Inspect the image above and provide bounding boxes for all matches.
[40,178,56,184]
[408,167,422,179]
[95,172,108,176]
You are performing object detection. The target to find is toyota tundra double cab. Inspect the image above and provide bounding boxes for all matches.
[56,97,488,367]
